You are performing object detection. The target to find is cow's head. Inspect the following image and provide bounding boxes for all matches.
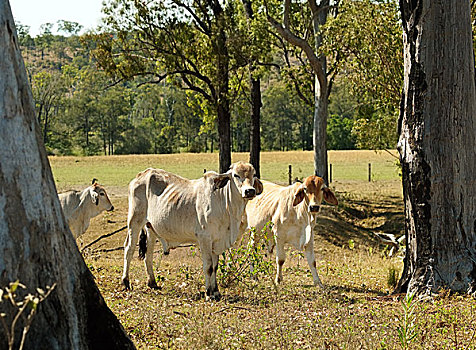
[212,162,263,199]
[89,182,114,212]
[292,175,338,213]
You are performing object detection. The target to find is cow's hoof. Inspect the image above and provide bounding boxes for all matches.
[314,282,326,291]
[148,280,161,290]
[205,288,221,301]
[122,278,131,290]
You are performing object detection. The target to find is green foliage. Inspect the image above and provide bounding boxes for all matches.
[219,225,274,289]
[327,114,356,150]
[352,108,398,150]
[323,0,402,150]
[261,83,313,151]
[397,293,419,349]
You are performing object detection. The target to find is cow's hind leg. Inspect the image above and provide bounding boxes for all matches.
[142,228,159,289]
[304,237,324,289]
[122,214,146,290]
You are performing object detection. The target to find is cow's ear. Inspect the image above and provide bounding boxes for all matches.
[90,188,99,205]
[92,178,97,185]
[293,185,306,206]
[213,174,230,191]
[253,178,263,196]
[323,187,338,205]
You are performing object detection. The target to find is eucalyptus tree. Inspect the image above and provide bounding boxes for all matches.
[265,0,339,182]
[396,0,476,296]
[96,0,249,172]
[0,1,135,347]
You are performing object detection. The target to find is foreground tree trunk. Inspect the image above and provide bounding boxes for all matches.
[396,0,476,296]
[0,1,135,348]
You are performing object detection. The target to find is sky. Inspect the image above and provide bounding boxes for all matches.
[10,0,104,37]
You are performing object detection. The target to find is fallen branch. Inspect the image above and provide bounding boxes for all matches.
[81,225,127,253]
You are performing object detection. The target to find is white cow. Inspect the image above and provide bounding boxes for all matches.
[58,179,114,238]
[246,175,338,288]
[122,162,263,300]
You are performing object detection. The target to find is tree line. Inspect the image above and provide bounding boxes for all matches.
[16,0,402,167]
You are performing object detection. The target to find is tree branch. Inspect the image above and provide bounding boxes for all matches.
[265,0,327,90]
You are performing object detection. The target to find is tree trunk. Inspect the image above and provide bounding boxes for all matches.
[0,2,135,348]
[214,5,231,174]
[395,0,476,297]
[242,0,262,178]
[312,0,330,183]
[249,75,261,178]
[313,74,329,181]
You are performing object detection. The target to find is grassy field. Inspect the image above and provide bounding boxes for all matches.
[49,151,476,349]
[49,150,401,190]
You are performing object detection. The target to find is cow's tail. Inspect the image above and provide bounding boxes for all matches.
[138,228,148,260]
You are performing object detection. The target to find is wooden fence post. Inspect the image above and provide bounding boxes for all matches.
[368,163,371,182]
[288,165,292,185]
[329,164,333,183]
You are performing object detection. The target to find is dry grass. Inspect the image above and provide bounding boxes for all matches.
[51,151,476,349]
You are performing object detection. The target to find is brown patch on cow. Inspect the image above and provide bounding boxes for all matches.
[253,178,264,195]
[232,161,255,179]
[136,168,153,178]
[303,175,325,194]
[300,175,327,206]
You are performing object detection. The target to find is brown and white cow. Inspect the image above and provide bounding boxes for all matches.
[122,162,263,300]
[58,179,114,239]
[246,175,338,288]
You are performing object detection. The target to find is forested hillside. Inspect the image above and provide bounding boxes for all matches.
[16,0,404,156]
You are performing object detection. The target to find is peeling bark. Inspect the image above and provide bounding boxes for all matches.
[396,0,476,297]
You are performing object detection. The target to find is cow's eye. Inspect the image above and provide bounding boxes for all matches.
[234,174,241,179]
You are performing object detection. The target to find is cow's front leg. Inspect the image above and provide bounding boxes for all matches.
[209,253,221,300]
[304,236,324,289]
[275,237,286,285]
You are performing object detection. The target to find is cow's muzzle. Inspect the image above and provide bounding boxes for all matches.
[309,205,320,213]
[243,188,256,198]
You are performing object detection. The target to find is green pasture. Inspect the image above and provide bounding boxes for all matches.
[49,150,400,190]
